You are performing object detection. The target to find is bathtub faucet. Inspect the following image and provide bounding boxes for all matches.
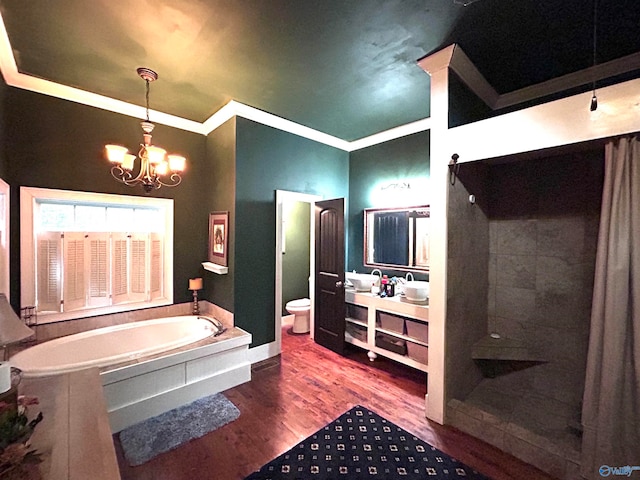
[198,316,227,336]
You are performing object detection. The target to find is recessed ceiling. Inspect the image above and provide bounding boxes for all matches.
[1,0,639,141]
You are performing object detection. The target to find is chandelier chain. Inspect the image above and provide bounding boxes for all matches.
[145,79,150,122]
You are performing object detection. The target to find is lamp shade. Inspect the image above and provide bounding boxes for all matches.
[189,278,203,290]
[155,162,168,176]
[168,155,186,172]
[105,145,128,163]
[121,154,136,171]
[146,146,166,164]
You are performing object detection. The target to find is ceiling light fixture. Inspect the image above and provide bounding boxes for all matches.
[105,67,186,193]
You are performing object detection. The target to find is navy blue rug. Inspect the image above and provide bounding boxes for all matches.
[244,405,491,479]
[119,393,240,466]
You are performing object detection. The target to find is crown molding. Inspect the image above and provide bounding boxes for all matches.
[0,12,431,152]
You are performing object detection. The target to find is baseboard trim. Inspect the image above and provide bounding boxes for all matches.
[248,341,280,365]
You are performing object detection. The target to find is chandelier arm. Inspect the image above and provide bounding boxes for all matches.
[155,173,183,188]
[111,168,145,187]
[111,165,131,185]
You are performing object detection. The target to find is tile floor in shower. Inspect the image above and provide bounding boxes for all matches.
[448,368,584,480]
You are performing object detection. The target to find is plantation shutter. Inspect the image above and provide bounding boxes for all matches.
[149,233,163,300]
[63,232,86,311]
[112,233,129,304]
[88,233,110,307]
[36,232,62,313]
[129,233,148,302]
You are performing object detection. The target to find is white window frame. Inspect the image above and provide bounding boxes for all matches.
[20,187,174,324]
[0,178,9,298]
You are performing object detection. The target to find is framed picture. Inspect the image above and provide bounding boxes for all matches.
[208,211,229,266]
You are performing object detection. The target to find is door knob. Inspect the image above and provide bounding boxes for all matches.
[335,281,343,288]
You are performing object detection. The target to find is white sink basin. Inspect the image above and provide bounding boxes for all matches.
[404,281,430,301]
[345,272,378,292]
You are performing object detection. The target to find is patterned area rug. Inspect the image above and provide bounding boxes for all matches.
[245,405,490,479]
[119,393,240,466]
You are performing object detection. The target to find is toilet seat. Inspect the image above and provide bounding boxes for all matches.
[286,298,310,309]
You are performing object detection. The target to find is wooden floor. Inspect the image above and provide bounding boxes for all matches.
[114,327,559,480]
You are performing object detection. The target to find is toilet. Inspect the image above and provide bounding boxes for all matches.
[285,298,311,334]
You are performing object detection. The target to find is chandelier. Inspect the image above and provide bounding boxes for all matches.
[105,67,186,193]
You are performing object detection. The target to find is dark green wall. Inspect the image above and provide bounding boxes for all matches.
[204,118,236,312]
[1,83,432,350]
[282,200,311,313]
[235,117,349,346]
[3,87,207,309]
[347,130,430,281]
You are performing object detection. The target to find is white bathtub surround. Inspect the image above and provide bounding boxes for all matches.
[23,300,232,346]
[11,310,251,433]
[102,326,250,433]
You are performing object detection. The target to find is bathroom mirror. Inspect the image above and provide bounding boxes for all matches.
[364,205,430,272]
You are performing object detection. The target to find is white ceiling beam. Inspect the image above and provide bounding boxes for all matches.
[448,45,500,108]
[495,51,640,109]
[438,43,640,111]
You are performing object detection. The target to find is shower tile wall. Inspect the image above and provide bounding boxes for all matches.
[446,162,490,401]
[447,149,604,479]
[488,152,602,415]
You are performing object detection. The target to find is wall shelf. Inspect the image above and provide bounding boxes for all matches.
[202,262,228,275]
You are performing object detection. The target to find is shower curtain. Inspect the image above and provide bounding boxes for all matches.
[581,134,640,479]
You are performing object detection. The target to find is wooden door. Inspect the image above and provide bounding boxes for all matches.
[314,198,345,355]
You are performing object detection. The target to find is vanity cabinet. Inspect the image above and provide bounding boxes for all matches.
[345,290,429,373]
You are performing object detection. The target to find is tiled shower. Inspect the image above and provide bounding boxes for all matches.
[445,147,604,480]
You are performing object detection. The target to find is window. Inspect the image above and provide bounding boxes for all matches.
[21,187,174,324]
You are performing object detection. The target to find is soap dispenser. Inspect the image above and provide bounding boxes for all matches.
[380,275,389,297]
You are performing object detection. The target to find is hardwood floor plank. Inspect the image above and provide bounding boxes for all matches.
[114,328,559,480]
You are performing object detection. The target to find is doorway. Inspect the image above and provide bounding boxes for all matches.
[275,190,322,353]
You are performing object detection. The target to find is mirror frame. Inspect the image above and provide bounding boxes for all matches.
[363,205,430,273]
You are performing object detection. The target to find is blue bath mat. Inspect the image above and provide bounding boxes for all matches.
[119,393,240,466]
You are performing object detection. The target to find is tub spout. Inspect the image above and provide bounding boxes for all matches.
[198,316,227,336]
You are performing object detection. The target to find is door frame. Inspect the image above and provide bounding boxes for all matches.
[275,190,322,353]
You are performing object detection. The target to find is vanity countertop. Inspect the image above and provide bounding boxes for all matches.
[346,288,429,320]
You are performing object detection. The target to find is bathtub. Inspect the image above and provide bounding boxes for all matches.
[11,315,252,432]
[11,315,221,377]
